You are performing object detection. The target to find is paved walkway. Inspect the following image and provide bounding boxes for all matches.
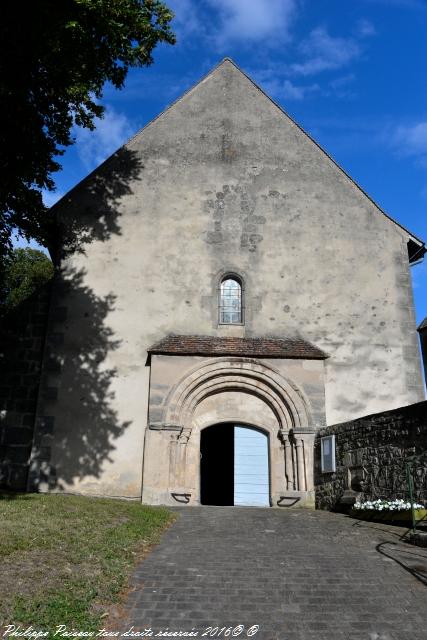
[121,508,427,640]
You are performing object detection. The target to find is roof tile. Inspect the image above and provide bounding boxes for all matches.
[148,335,328,360]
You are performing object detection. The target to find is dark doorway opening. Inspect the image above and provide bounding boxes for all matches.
[200,423,234,505]
[200,423,270,506]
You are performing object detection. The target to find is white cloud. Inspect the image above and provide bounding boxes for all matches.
[329,74,356,89]
[393,121,427,158]
[168,0,204,40]
[281,79,319,100]
[167,0,298,50]
[206,0,297,48]
[75,106,136,171]
[250,66,319,101]
[356,19,376,38]
[291,27,362,76]
[264,79,319,101]
[327,74,357,99]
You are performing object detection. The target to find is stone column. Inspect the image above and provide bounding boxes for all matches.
[284,437,294,490]
[174,427,191,490]
[168,434,178,489]
[295,439,305,491]
[292,428,316,493]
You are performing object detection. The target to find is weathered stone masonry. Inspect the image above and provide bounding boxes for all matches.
[315,400,427,510]
[1,59,425,504]
[0,282,52,490]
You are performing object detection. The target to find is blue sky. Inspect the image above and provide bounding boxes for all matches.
[19,0,427,324]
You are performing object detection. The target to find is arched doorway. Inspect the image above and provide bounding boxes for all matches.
[200,423,270,506]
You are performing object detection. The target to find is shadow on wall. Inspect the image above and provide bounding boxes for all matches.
[0,282,52,490]
[52,147,144,260]
[28,147,144,492]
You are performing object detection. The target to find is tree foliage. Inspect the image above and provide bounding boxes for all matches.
[1,248,54,313]
[0,0,175,260]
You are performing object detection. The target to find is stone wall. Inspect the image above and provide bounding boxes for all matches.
[315,401,427,510]
[0,282,51,490]
[27,59,425,497]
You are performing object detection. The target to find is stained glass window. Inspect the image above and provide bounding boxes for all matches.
[220,277,242,324]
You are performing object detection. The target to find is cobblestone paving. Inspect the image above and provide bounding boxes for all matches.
[121,508,427,640]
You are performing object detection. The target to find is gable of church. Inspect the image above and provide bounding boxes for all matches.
[19,58,424,503]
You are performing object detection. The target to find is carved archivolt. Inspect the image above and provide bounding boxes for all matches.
[162,357,312,434]
[158,358,316,501]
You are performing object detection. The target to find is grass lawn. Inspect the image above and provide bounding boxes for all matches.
[0,493,174,634]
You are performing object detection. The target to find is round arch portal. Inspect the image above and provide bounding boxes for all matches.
[142,356,317,507]
[200,422,270,507]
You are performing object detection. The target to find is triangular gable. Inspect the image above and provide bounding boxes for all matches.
[219,59,425,263]
[49,57,425,264]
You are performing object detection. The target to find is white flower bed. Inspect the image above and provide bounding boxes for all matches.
[353,498,424,511]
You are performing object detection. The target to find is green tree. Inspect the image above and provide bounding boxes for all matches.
[0,0,175,260]
[1,248,54,313]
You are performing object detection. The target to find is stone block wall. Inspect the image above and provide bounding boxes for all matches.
[315,401,427,510]
[0,282,51,490]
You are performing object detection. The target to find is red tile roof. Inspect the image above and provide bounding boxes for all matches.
[148,335,327,359]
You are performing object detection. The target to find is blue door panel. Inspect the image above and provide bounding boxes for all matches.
[234,425,269,506]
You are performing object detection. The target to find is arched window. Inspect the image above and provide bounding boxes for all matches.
[219,276,243,324]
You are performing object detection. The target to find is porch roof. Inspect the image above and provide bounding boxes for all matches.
[148,334,328,360]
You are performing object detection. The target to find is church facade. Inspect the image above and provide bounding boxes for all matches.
[28,59,425,507]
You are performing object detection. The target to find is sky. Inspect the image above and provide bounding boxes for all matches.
[17,0,427,324]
